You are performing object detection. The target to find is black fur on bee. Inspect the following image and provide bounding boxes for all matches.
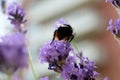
[52,24,74,43]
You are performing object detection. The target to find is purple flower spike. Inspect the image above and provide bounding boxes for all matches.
[106,0,120,8]
[39,77,49,80]
[107,18,120,38]
[55,18,69,30]
[39,40,72,72]
[103,77,109,80]
[0,32,28,74]
[115,18,120,30]
[61,53,99,80]
[6,2,27,29]
[107,19,114,31]
[106,0,114,2]
[1,32,25,45]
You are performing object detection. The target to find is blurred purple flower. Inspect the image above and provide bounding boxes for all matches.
[39,40,72,72]
[61,53,99,80]
[106,0,120,8]
[0,32,28,74]
[13,76,20,80]
[107,18,120,38]
[103,77,109,80]
[6,2,27,29]
[55,18,69,30]
[39,77,49,80]
[106,0,114,2]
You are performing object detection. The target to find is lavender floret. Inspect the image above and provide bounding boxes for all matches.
[6,2,27,29]
[0,32,28,74]
[39,40,72,72]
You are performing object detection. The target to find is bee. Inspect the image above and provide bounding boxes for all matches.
[52,24,74,42]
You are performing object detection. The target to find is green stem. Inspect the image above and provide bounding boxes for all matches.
[27,47,38,80]
[71,41,79,53]
[7,74,12,80]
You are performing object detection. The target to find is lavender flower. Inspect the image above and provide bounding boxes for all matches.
[39,40,72,72]
[61,53,99,80]
[0,32,28,74]
[103,77,109,80]
[55,18,69,30]
[106,0,114,2]
[106,0,120,8]
[107,18,120,39]
[39,77,49,80]
[6,2,27,29]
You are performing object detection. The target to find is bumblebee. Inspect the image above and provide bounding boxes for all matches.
[52,24,74,42]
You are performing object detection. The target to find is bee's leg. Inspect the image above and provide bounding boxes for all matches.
[69,33,75,42]
[51,30,57,44]
[69,35,74,42]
